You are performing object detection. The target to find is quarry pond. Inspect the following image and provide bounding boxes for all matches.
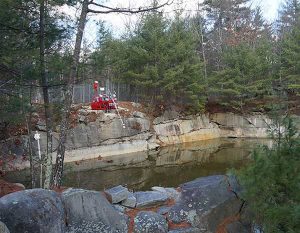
[60,138,272,191]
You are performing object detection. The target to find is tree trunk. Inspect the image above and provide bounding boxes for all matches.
[39,0,53,189]
[52,0,89,187]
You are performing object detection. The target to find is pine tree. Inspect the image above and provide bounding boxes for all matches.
[209,40,275,111]
[163,14,206,110]
[280,7,300,95]
[238,117,300,233]
[107,12,206,111]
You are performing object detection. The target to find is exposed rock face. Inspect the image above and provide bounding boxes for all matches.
[167,175,243,233]
[153,115,220,145]
[211,113,272,138]
[62,188,128,232]
[133,211,168,233]
[0,189,65,233]
[3,107,293,172]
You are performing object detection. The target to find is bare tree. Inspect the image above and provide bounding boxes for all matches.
[39,0,54,189]
[52,0,172,187]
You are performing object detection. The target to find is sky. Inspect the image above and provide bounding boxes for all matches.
[61,0,284,48]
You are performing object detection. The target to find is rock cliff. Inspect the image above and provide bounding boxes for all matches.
[1,103,298,171]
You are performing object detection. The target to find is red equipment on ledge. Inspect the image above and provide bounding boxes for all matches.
[91,81,117,111]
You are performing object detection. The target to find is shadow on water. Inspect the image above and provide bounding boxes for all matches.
[61,138,272,191]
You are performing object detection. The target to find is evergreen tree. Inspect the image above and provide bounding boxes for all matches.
[209,40,275,111]
[279,4,300,95]
[163,14,206,110]
[238,117,300,233]
[107,12,206,111]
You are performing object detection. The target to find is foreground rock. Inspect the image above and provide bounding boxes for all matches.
[135,191,168,208]
[167,175,243,233]
[105,185,129,203]
[0,189,65,233]
[151,186,180,201]
[121,191,137,208]
[168,227,200,233]
[226,221,249,233]
[134,211,168,233]
[0,175,249,233]
[0,221,9,233]
[62,188,128,232]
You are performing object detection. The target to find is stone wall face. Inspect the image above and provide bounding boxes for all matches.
[210,113,272,138]
[1,109,298,170]
[153,114,220,145]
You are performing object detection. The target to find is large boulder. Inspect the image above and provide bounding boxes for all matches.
[0,221,9,233]
[133,211,168,233]
[105,185,129,204]
[121,191,137,208]
[62,188,127,232]
[226,221,250,233]
[0,189,65,233]
[167,175,242,233]
[135,191,168,208]
[168,227,200,233]
[151,187,180,201]
[65,220,123,233]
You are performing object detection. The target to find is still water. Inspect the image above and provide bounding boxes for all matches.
[62,138,271,191]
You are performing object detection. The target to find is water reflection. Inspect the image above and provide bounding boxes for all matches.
[63,138,271,191]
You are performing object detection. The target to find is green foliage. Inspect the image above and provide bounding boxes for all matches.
[98,12,206,111]
[209,41,275,110]
[280,20,300,95]
[238,117,300,232]
[0,0,73,129]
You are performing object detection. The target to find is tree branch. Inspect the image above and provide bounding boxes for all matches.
[88,0,172,14]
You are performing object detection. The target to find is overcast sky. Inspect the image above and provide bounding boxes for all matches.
[62,0,284,47]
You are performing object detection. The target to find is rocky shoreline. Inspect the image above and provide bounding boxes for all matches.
[2,103,292,172]
[0,175,251,233]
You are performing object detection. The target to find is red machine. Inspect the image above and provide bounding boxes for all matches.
[91,81,117,111]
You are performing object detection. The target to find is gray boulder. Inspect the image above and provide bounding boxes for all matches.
[157,206,171,215]
[168,227,200,233]
[66,220,122,233]
[152,187,180,201]
[226,221,250,233]
[134,211,168,233]
[135,191,168,208]
[105,185,129,203]
[0,189,65,233]
[113,204,127,213]
[167,175,242,233]
[62,188,127,232]
[0,221,9,233]
[121,191,136,208]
